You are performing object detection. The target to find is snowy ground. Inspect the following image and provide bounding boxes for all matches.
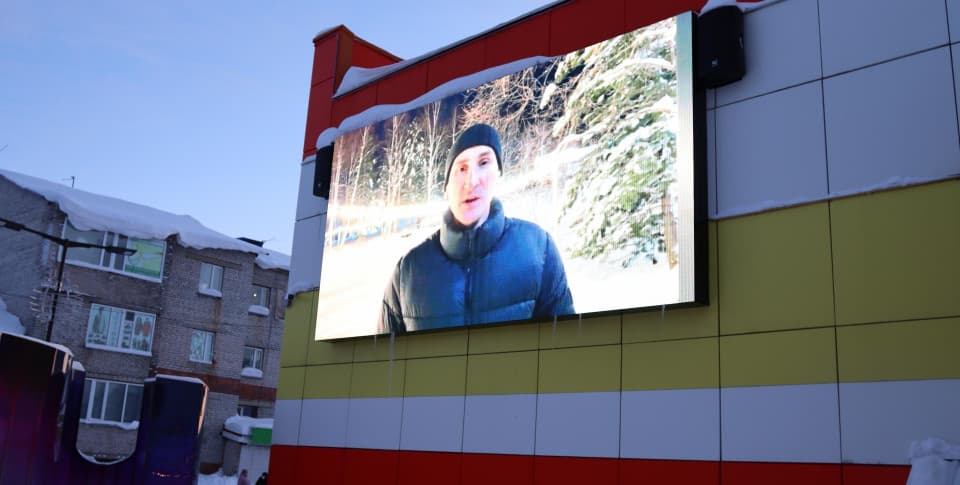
[197,470,237,485]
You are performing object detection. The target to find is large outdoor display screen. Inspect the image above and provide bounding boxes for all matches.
[317,13,703,339]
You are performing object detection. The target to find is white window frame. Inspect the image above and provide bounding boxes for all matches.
[62,220,166,283]
[252,285,271,308]
[85,304,155,356]
[190,330,215,363]
[243,346,264,371]
[198,262,224,296]
[81,378,144,424]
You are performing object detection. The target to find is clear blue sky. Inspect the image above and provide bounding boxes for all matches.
[0,0,553,254]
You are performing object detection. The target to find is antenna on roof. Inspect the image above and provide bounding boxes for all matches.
[62,176,75,188]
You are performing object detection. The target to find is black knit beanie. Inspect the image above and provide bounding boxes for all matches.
[444,123,503,186]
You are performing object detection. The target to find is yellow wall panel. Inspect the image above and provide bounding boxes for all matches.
[277,366,306,400]
[720,328,837,387]
[280,291,315,367]
[838,318,960,382]
[466,351,538,395]
[303,363,353,399]
[831,180,960,325]
[405,329,469,358]
[468,322,540,354]
[539,314,620,349]
[623,223,719,343]
[622,338,719,391]
[718,203,835,334]
[539,345,620,393]
[350,360,405,398]
[404,356,467,397]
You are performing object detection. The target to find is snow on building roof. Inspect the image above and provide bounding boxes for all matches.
[0,168,289,271]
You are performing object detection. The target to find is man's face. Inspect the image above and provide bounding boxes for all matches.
[446,144,499,227]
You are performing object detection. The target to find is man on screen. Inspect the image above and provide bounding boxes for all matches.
[378,123,574,333]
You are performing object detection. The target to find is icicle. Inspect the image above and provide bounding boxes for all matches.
[577,313,582,335]
[552,313,558,335]
[660,304,666,320]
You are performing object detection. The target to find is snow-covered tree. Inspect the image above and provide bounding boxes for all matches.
[551,18,678,266]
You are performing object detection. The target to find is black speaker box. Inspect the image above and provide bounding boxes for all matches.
[313,144,335,199]
[697,6,745,88]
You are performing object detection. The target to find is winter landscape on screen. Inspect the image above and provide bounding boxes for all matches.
[317,14,698,339]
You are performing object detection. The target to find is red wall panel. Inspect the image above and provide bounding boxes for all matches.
[426,40,486,91]
[462,453,535,485]
[376,63,428,106]
[330,83,378,128]
[721,462,841,485]
[312,36,339,84]
[267,445,302,484]
[343,448,400,485]
[620,459,720,485]
[534,456,619,485]
[548,0,626,56]
[842,464,911,485]
[352,41,400,69]
[397,450,462,485]
[303,77,334,158]
[484,13,551,68]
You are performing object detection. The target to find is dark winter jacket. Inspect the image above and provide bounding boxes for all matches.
[378,199,574,333]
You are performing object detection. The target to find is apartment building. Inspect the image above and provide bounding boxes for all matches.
[0,168,288,472]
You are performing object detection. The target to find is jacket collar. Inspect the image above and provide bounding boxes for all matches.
[439,198,505,261]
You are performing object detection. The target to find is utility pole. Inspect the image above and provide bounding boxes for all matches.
[0,216,136,342]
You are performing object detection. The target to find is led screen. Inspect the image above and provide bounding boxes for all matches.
[318,13,703,339]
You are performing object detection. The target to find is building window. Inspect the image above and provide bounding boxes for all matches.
[63,221,166,281]
[189,330,214,363]
[85,304,155,355]
[252,285,271,308]
[81,378,143,424]
[237,405,258,418]
[243,346,264,370]
[198,262,223,296]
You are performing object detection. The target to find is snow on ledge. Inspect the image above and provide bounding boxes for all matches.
[247,305,270,317]
[224,416,273,436]
[700,0,785,15]
[72,361,86,372]
[198,287,223,298]
[146,374,208,386]
[241,367,263,379]
[0,297,25,336]
[286,281,319,299]
[80,418,140,431]
[1,331,73,356]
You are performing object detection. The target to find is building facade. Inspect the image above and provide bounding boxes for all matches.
[0,171,287,472]
[272,0,960,484]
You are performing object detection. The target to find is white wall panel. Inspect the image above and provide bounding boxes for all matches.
[824,47,960,195]
[840,379,960,465]
[716,82,828,216]
[462,394,537,455]
[620,388,719,461]
[716,0,821,105]
[296,159,328,221]
[346,397,403,450]
[721,384,841,463]
[288,214,324,293]
[399,396,465,452]
[707,109,718,218]
[299,398,349,447]
[272,399,302,446]
[819,0,949,76]
[535,392,620,458]
[949,0,960,44]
